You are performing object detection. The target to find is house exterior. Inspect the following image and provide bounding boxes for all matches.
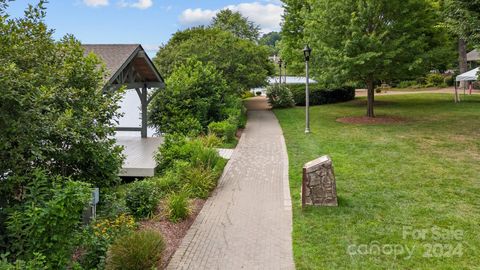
[467,49,479,69]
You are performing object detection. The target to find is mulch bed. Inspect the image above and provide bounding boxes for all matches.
[337,116,407,125]
[140,199,206,269]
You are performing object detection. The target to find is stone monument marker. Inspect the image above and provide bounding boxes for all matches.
[302,155,338,207]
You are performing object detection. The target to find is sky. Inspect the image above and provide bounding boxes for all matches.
[6,0,284,56]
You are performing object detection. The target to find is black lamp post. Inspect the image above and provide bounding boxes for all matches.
[303,45,312,134]
[284,61,287,84]
[278,58,283,84]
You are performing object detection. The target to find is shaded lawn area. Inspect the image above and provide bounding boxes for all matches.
[274,94,480,269]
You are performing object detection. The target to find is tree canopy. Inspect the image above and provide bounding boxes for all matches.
[259,31,281,55]
[154,26,274,95]
[212,9,261,41]
[281,0,449,117]
[0,1,124,201]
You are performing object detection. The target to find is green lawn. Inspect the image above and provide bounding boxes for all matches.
[274,94,480,269]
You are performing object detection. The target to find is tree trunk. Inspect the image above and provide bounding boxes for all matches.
[366,79,375,117]
[458,38,468,88]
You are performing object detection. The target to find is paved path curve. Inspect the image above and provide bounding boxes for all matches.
[167,97,294,270]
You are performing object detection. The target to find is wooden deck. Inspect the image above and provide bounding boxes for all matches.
[115,136,163,177]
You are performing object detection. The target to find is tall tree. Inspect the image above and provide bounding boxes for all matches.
[298,0,438,117]
[442,0,480,76]
[212,9,260,41]
[259,31,281,55]
[279,0,309,75]
[154,27,273,95]
[0,1,124,197]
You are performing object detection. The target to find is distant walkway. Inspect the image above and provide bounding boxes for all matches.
[167,97,294,270]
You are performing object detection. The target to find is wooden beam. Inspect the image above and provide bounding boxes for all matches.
[116,127,142,132]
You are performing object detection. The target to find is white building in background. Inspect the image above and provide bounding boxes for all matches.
[252,76,318,96]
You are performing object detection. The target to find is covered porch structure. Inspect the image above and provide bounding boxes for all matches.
[455,67,478,102]
[83,44,164,177]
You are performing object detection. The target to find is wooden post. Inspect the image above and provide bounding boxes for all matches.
[141,84,148,138]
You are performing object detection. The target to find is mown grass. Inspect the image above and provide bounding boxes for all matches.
[274,94,480,269]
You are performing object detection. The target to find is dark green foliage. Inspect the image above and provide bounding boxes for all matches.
[221,97,247,129]
[444,75,455,87]
[105,229,165,270]
[6,170,92,268]
[153,27,273,95]
[165,193,191,223]
[0,253,47,270]
[125,181,160,218]
[96,190,130,219]
[425,73,447,87]
[288,85,356,106]
[149,59,228,135]
[397,80,419,88]
[0,1,123,207]
[266,84,296,108]
[208,121,237,143]
[212,9,260,41]
[154,134,190,174]
[259,31,281,55]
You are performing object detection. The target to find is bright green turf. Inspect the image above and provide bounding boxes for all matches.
[274,94,480,270]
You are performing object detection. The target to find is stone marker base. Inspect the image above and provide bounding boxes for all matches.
[302,155,338,207]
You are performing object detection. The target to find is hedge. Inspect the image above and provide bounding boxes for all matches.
[289,84,355,106]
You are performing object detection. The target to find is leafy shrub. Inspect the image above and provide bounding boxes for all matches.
[6,171,92,268]
[256,91,262,96]
[190,145,223,171]
[0,253,47,270]
[79,214,136,269]
[416,76,427,85]
[149,59,229,135]
[289,85,355,106]
[242,91,255,99]
[165,193,191,223]
[105,229,165,270]
[426,73,446,87]
[266,84,295,108]
[96,189,130,219]
[444,75,454,87]
[181,166,218,199]
[397,80,418,88]
[155,135,223,174]
[155,134,189,174]
[208,120,237,142]
[199,134,223,148]
[125,181,160,218]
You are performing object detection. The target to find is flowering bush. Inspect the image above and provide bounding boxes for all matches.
[78,214,136,269]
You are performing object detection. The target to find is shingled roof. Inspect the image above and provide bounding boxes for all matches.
[82,44,164,89]
[467,49,479,62]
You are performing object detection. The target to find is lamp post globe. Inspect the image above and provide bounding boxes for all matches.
[303,45,312,61]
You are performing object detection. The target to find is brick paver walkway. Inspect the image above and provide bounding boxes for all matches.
[167,98,294,270]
